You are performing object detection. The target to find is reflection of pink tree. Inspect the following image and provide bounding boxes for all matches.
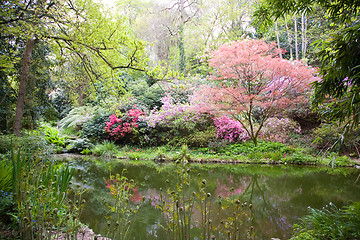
[105,177,142,204]
[215,175,243,197]
[104,172,143,240]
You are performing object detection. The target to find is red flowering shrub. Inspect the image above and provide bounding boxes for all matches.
[213,115,249,142]
[105,108,145,142]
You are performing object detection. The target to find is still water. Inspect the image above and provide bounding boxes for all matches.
[65,156,360,239]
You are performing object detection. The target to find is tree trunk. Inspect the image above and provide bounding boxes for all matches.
[284,15,293,60]
[301,10,307,60]
[274,21,282,59]
[294,16,299,60]
[179,0,186,74]
[14,37,36,136]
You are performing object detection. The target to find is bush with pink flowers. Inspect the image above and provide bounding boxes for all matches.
[213,115,250,143]
[146,93,216,146]
[105,108,146,143]
[260,117,301,143]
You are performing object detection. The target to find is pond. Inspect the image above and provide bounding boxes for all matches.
[62,155,360,239]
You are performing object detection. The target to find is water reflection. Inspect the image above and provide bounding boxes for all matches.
[64,156,360,239]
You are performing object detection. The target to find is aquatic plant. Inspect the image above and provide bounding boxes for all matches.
[104,169,143,240]
[155,152,253,239]
[291,202,360,239]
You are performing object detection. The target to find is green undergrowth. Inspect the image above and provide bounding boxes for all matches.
[290,202,360,240]
[74,140,359,167]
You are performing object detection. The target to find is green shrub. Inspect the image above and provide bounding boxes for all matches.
[248,151,266,161]
[0,132,51,155]
[59,105,98,131]
[0,190,14,225]
[40,123,66,147]
[187,127,217,147]
[266,151,284,161]
[217,141,293,156]
[0,135,12,154]
[153,147,170,161]
[326,154,352,167]
[312,123,360,154]
[80,148,92,155]
[66,138,94,153]
[0,157,12,193]
[166,127,217,148]
[80,114,109,141]
[282,152,318,165]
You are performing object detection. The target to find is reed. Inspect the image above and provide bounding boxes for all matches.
[9,144,84,239]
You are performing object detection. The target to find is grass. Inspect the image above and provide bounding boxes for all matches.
[91,141,119,157]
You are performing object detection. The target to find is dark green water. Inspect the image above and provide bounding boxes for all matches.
[64,156,360,239]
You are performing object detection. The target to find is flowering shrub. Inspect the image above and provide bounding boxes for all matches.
[213,115,249,143]
[147,93,189,127]
[260,117,301,143]
[105,108,145,142]
[146,93,215,146]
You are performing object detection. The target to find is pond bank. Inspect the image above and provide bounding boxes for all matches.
[56,152,360,168]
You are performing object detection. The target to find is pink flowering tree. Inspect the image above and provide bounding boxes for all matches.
[197,39,318,145]
[105,108,145,143]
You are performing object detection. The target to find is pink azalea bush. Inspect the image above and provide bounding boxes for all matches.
[146,93,216,146]
[105,108,145,141]
[260,117,301,143]
[147,93,210,129]
[213,115,250,143]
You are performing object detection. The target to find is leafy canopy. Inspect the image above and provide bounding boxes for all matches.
[254,0,360,130]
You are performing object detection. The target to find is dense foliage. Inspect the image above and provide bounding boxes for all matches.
[146,93,216,147]
[254,0,360,142]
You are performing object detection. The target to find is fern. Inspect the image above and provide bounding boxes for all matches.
[59,106,97,130]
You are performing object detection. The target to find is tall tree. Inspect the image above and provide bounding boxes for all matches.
[13,37,36,135]
[0,0,148,135]
[161,0,200,74]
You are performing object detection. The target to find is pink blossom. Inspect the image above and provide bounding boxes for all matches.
[105,108,145,141]
[213,115,249,142]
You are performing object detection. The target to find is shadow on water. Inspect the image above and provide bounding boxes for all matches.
[59,155,360,239]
